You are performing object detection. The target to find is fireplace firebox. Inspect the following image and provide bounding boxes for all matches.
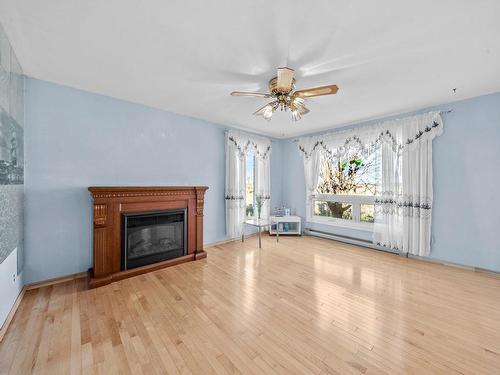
[122,209,187,270]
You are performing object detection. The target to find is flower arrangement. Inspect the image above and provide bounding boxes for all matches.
[255,194,272,219]
[255,195,264,219]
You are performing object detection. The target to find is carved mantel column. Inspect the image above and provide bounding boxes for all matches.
[194,187,206,255]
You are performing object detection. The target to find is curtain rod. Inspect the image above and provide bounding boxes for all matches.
[291,109,453,142]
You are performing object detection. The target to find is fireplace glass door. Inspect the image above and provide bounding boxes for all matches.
[122,209,187,270]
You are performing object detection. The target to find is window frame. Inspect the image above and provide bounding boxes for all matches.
[309,193,375,231]
[310,146,380,231]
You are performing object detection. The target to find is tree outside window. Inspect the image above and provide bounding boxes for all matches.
[315,150,380,222]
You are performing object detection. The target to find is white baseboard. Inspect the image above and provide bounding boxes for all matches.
[304,228,398,254]
[306,228,500,275]
[205,232,260,249]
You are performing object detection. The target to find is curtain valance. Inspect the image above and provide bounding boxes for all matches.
[227,130,271,160]
[298,111,443,160]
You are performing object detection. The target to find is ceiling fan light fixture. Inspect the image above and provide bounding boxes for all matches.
[253,101,278,121]
[291,110,301,122]
[263,104,274,121]
[292,96,305,106]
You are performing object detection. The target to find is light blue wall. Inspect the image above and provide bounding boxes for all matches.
[25,78,281,283]
[24,77,500,283]
[270,139,284,210]
[280,91,500,272]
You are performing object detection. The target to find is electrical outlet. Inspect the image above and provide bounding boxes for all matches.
[12,273,16,284]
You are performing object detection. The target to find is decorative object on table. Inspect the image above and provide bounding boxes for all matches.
[273,206,284,217]
[256,194,265,219]
[273,206,292,217]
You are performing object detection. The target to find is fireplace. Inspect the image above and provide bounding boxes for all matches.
[122,209,187,270]
[88,186,208,288]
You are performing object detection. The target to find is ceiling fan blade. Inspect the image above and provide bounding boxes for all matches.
[277,67,295,93]
[294,84,339,98]
[231,91,272,98]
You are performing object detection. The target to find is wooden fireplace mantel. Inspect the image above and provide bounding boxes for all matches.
[88,186,208,288]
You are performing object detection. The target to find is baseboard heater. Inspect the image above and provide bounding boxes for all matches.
[304,228,400,256]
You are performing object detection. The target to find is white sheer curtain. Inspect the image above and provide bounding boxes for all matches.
[298,111,443,256]
[298,137,321,221]
[255,156,271,220]
[374,112,443,256]
[225,130,271,238]
[373,135,403,251]
[225,132,245,239]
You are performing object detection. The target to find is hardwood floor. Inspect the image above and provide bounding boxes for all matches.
[1,236,500,374]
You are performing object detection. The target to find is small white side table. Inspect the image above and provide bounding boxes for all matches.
[269,215,301,242]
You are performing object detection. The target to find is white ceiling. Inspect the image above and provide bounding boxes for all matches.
[1,0,500,138]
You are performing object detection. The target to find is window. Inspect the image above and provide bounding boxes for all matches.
[314,200,353,220]
[312,149,380,228]
[245,150,256,218]
[360,204,375,223]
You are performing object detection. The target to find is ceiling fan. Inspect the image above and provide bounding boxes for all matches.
[231,67,338,122]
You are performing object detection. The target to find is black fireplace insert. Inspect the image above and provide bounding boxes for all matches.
[121,209,187,270]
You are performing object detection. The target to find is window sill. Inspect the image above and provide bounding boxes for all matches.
[308,216,373,232]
